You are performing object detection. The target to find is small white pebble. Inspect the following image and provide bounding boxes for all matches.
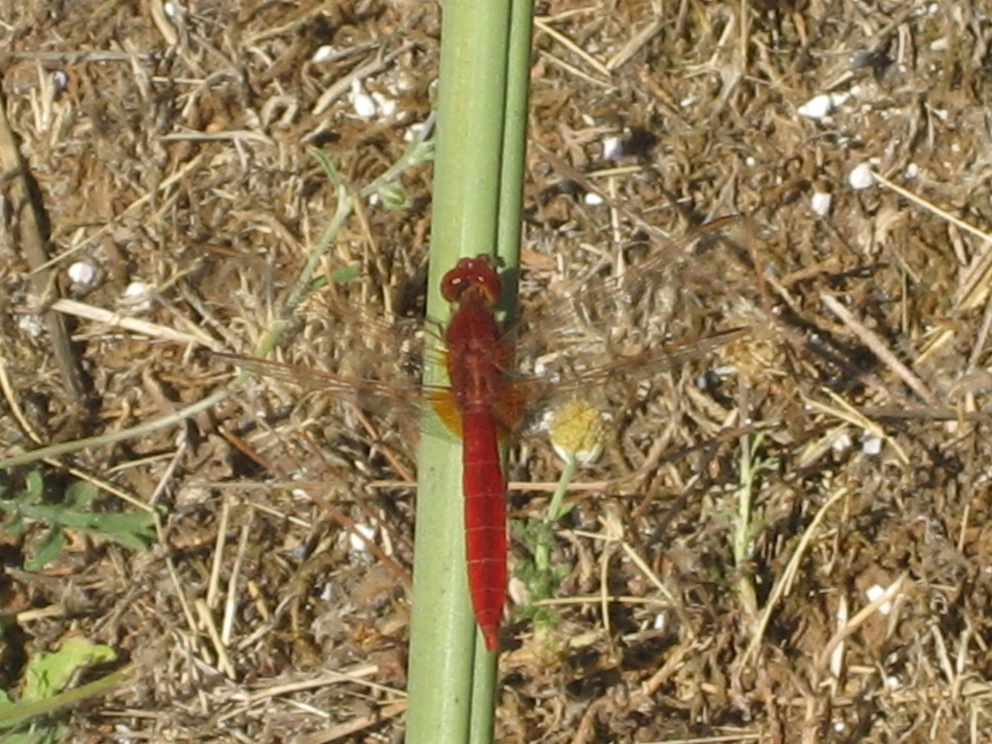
[124,281,149,297]
[810,191,832,216]
[848,163,875,190]
[601,135,622,161]
[371,90,397,117]
[348,522,377,553]
[905,162,919,179]
[885,675,901,689]
[865,583,893,615]
[312,45,335,63]
[745,156,757,167]
[797,92,850,121]
[122,281,152,312]
[163,1,176,17]
[862,434,883,456]
[832,431,853,452]
[51,70,68,93]
[797,94,833,120]
[67,260,97,286]
[17,314,44,337]
[404,121,429,142]
[349,80,377,119]
[584,192,604,206]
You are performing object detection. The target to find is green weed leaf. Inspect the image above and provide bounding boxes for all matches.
[24,528,65,572]
[22,638,117,701]
[0,470,155,569]
[0,636,118,742]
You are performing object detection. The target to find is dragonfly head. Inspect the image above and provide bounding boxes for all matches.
[440,255,502,305]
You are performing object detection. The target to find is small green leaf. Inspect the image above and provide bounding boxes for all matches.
[375,182,411,210]
[24,528,65,572]
[0,472,155,569]
[3,512,26,537]
[311,147,343,187]
[330,264,362,283]
[83,512,155,551]
[409,137,434,165]
[0,638,117,741]
[22,638,117,702]
[20,471,43,502]
[63,481,98,510]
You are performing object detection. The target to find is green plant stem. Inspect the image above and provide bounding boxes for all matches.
[405,0,532,740]
[494,0,534,285]
[734,432,762,620]
[0,665,133,730]
[534,453,577,574]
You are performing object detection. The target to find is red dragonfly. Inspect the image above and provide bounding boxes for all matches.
[223,222,745,651]
[431,256,519,651]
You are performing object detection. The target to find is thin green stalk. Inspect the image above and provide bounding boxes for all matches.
[534,454,577,574]
[521,395,603,644]
[406,0,532,739]
[0,664,134,729]
[734,433,759,620]
[734,431,776,623]
[495,0,534,283]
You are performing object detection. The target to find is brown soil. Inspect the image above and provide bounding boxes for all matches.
[3,0,992,742]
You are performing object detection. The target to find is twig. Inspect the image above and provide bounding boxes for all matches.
[51,298,223,351]
[533,16,611,78]
[0,87,87,402]
[820,292,941,408]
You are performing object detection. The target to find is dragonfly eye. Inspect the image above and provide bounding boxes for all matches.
[440,256,502,304]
